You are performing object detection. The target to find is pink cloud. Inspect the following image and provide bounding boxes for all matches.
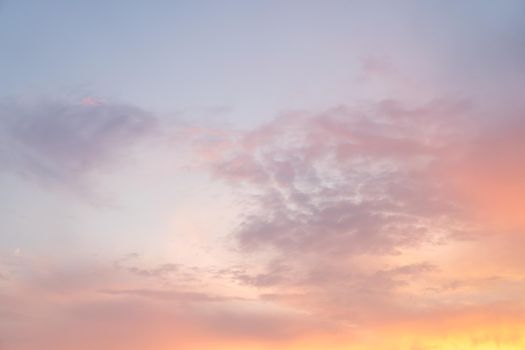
[0,256,323,350]
[197,97,525,328]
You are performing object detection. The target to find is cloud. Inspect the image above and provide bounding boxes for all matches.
[197,96,525,327]
[99,288,237,302]
[207,99,471,255]
[0,256,323,350]
[0,97,157,193]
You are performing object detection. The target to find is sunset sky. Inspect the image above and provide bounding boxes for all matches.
[1,1,525,349]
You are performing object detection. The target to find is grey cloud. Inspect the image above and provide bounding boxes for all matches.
[212,100,471,259]
[0,98,157,192]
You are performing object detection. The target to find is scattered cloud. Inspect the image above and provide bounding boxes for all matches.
[195,97,525,326]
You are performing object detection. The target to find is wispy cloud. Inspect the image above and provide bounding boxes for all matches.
[0,98,157,193]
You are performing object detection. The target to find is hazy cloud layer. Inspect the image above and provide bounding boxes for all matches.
[0,255,328,350]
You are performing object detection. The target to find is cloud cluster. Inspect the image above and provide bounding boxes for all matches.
[0,93,524,348]
[196,97,525,326]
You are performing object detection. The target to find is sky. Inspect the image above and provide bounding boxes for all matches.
[1,1,525,349]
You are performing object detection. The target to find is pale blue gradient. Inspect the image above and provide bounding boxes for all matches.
[2,0,522,126]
